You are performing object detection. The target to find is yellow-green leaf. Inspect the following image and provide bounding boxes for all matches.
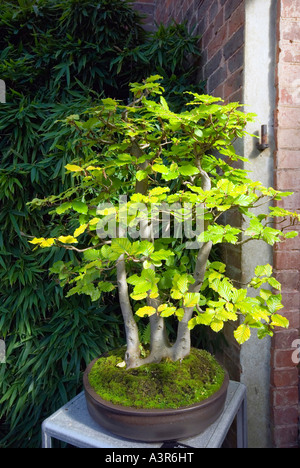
[116,361,126,368]
[74,224,88,237]
[130,292,148,301]
[29,237,45,245]
[89,217,101,226]
[210,320,224,332]
[159,306,177,318]
[65,164,84,172]
[234,324,251,344]
[176,308,185,321]
[57,235,78,244]
[136,306,156,317]
[40,238,56,248]
[183,292,200,308]
[270,314,289,329]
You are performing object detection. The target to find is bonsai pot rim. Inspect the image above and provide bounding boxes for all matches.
[83,355,229,415]
[83,352,229,442]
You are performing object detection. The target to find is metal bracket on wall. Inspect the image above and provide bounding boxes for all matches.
[256,125,269,151]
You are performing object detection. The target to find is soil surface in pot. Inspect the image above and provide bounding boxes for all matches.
[87,347,225,410]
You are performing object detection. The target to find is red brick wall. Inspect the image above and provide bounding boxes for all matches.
[153,0,245,103]
[134,0,300,448]
[272,0,300,449]
[131,1,157,31]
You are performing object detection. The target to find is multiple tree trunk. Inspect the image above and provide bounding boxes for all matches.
[117,144,212,369]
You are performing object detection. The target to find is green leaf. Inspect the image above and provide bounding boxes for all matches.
[245,219,263,237]
[262,227,281,245]
[72,201,88,214]
[152,164,169,174]
[127,274,142,286]
[217,279,232,301]
[150,249,174,263]
[56,202,72,214]
[260,289,273,301]
[284,231,298,239]
[98,281,115,292]
[138,241,155,256]
[266,294,283,314]
[267,277,281,291]
[160,96,169,111]
[178,165,199,176]
[111,238,132,255]
[255,264,273,277]
[194,129,203,138]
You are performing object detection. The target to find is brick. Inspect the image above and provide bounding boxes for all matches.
[213,83,224,100]
[280,310,300,330]
[208,66,227,94]
[201,27,214,50]
[207,23,228,60]
[197,0,213,19]
[270,367,299,387]
[209,1,219,25]
[275,190,300,210]
[274,270,300,290]
[272,329,299,349]
[223,68,243,99]
[276,232,300,251]
[223,26,244,60]
[281,291,300,309]
[228,47,244,73]
[227,87,243,104]
[227,2,244,37]
[270,406,299,426]
[224,0,244,21]
[271,386,299,406]
[281,40,300,64]
[212,8,224,33]
[278,87,300,106]
[277,106,300,130]
[281,18,300,42]
[132,3,155,15]
[281,0,300,19]
[134,0,155,4]
[278,62,300,88]
[274,250,300,270]
[204,49,223,78]
[275,149,300,168]
[275,168,300,189]
[271,424,299,448]
[273,348,299,368]
[277,128,300,150]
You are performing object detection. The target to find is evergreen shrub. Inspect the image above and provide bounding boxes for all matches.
[0,0,202,447]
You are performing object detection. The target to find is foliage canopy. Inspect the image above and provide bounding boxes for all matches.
[30,77,299,369]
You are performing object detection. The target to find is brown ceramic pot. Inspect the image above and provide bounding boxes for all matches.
[83,355,229,442]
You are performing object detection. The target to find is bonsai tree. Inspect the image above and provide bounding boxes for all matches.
[29,76,299,370]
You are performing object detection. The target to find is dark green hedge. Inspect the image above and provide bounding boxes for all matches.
[0,0,203,448]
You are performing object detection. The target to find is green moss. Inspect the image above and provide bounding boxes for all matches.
[88,348,225,409]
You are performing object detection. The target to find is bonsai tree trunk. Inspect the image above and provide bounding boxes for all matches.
[171,240,213,362]
[118,143,213,369]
